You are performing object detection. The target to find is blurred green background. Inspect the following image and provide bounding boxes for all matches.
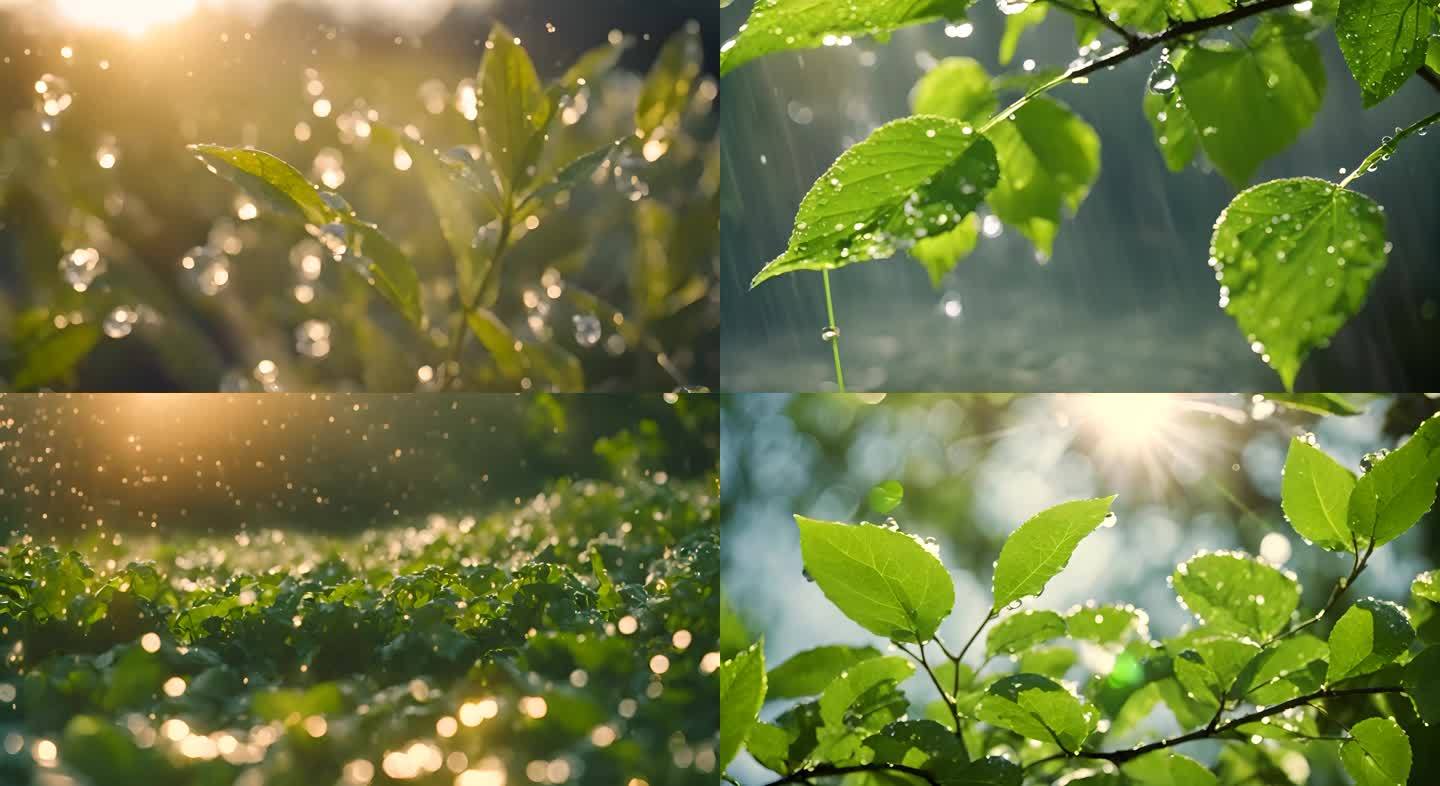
[721,392,1440,784]
[0,391,718,535]
[1,0,718,392]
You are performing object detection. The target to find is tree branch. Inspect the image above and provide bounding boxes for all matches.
[1027,685,1402,769]
[761,763,939,786]
[1066,0,1300,81]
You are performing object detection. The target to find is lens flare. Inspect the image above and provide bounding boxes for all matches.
[56,0,198,35]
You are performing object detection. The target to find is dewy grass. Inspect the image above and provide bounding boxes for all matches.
[0,471,719,786]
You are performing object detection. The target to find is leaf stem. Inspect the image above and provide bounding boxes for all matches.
[1338,108,1440,189]
[955,609,998,665]
[444,210,514,389]
[821,269,845,392]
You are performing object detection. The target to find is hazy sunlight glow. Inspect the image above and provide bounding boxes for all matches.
[57,0,198,36]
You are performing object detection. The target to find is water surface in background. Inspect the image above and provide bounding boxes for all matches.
[720,3,1440,391]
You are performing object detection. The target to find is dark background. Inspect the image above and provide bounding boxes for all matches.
[0,392,718,535]
[720,1,1440,392]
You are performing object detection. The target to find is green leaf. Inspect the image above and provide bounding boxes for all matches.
[466,308,528,380]
[1066,604,1145,645]
[720,0,976,76]
[524,139,626,207]
[817,655,914,727]
[999,4,1047,65]
[1173,650,1223,709]
[933,756,1022,786]
[1143,51,1199,172]
[1403,646,1440,723]
[477,22,551,193]
[1210,177,1387,389]
[1281,436,1358,551]
[991,496,1116,613]
[1262,393,1366,416]
[1327,598,1415,683]
[251,683,344,722]
[1229,633,1328,702]
[986,610,1066,657]
[985,96,1101,259]
[1175,16,1325,186]
[912,57,997,124]
[751,117,999,287]
[868,481,905,514]
[975,673,1097,752]
[743,721,791,772]
[1348,414,1440,548]
[767,645,882,700]
[348,223,424,328]
[1336,0,1433,106]
[12,319,100,391]
[1124,751,1219,786]
[636,23,703,141]
[1414,571,1440,604]
[719,640,767,771]
[912,213,980,287]
[1018,646,1077,678]
[1340,717,1412,786]
[189,144,338,226]
[864,719,964,766]
[1170,552,1300,639]
[795,516,955,642]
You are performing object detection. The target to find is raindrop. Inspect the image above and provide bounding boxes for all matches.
[821,325,840,342]
[1148,60,1178,95]
[103,306,138,339]
[996,0,1031,15]
[939,292,962,319]
[180,246,231,296]
[310,222,350,260]
[295,320,332,358]
[34,74,72,117]
[59,248,105,292]
[572,313,602,347]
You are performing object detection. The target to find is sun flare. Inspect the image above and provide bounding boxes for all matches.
[56,0,198,36]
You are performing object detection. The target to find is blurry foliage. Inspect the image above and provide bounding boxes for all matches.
[0,464,720,785]
[727,0,1440,391]
[0,10,717,392]
[722,410,1440,786]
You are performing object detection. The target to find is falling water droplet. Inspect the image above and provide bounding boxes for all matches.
[1148,60,1178,94]
[59,248,105,292]
[103,306,138,339]
[940,292,963,319]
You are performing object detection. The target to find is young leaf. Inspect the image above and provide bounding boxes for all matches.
[767,645,882,700]
[719,640,767,771]
[817,655,915,727]
[911,57,997,124]
[991,496,1116,613]
[1175,16,1325,186]
[1210,177,1387,389]
[719,0,976,76]
[1348,413,1440,548]
[911,213,980,287]
[975,673,1097,752]
[1413,571,1440,604]
[1327,598,1415,683]
[1066,604,1145,645]
[1340,716,1412,786]
[1335,0,1433,107]
[347,224,423,328]
[985,97,1101,259]
[750,117,999,287]
[1170,552,1300,639]
[477,22,551,194]
[795,516,955,642]
[986,610,1066,657]
[523,139,626,208]
[1281,436,1358,551]
[868,481,905,514]
[636,23,703,142]
[190,144,339,226]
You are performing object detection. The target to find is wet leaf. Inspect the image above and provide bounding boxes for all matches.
[795,516,954,642]
[477,22,551,194]
[767,645,882,700]
[986,610,1066,657]
[991,496,1116,612]
[1170,552,1300,639]
[1210,177,1387,389]
[975,673,1097,752]
[868,480,905,513]
[720,0,976,76]
[1336,0,1433,106]
[1348,413,1440,547]
[751,117,999,287]
[1327,598,1415,682]
[985,97,1101,259]
[1340,717,1411,786]
[1282,436,1358,551]
[719,640,767,771]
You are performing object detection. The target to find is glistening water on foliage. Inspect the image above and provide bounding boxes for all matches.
[720,0,1440,392]
[0,393,720,786]
[721,393,1440,785]
[0,0,717,392]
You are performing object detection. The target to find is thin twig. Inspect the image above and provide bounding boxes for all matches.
[760,763,939,786]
